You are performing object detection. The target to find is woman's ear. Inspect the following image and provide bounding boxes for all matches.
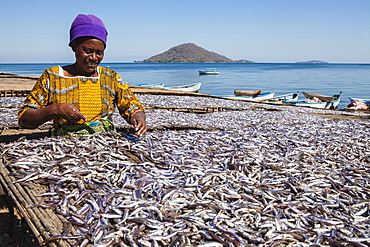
[69,42,78,52]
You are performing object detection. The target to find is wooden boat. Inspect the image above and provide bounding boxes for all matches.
[234,89,261,96]
[264,91,300,102]
[283,92,342,109]
[348,96,370,104]
[163,82,202,92]
[198,68,220,75]
[302,91,337,102]
[218,92,275,101]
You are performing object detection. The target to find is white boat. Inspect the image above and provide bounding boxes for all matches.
[199,68,220,75]
[283,92,342,109]
[218,92,275,101]
[264,91,300,102]
[348,96,370,104]
[132,82,201,92]
[163,82,202,92]
[133,83,165,88]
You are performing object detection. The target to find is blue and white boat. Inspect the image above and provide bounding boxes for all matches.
[264,91,300,102]
[133,83,165,88]
[283,92,342,109]
[348,96,370,105]
[133,82,201,92]
[217,92,275,101]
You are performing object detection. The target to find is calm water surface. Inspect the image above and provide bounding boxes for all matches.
[1,63,369,108]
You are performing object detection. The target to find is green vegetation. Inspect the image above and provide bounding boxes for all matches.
[135,43,254,63]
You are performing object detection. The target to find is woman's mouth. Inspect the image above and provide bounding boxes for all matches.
[86,63,98,69]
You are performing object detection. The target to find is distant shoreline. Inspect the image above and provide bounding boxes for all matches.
[295,60,328,64]
[1,62,369,65]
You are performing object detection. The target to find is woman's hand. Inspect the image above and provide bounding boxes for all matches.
[54,103,87,124]
[19,103,86,129]
[129,111,147,137]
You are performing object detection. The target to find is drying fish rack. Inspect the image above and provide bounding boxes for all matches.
[146,105,281,113]
[0,90,31,97]
[0,159,75,247]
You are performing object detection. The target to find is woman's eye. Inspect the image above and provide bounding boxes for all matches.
[83,49,103,56]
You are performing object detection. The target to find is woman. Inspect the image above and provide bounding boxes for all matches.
[18,14,147,137]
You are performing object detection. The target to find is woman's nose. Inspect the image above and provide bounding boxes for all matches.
[90,53,98,60]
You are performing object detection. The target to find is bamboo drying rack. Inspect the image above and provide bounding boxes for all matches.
[0,159,76,247]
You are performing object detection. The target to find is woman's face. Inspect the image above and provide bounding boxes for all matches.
[74,38,105,76]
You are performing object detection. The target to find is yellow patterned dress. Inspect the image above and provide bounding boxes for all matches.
[18,66,144,136]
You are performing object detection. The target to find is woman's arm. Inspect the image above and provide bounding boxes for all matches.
[19,103,86,129]
[113,72,147,136]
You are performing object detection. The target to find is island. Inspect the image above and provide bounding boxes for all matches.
[295,60,328,64]
[134,43,254,63]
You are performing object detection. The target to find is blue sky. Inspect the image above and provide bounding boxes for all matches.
[0,0,369,63]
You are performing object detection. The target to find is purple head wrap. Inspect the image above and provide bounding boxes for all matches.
[69,14,108,45]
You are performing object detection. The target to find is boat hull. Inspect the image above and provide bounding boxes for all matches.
[163,82,202,92]
[133,82,201,92]
[348,96,370,104]
[283,91,342,110]
[302,91,336,102]
[134,83,165,88]
[199,68,220,75]
[234,89,261,96]
[265,92,299,102]
[218,92,275,101]
[199,71,220,75]
[284,93,341,109]
[284,100,340,109]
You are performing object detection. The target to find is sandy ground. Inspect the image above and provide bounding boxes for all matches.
[0,81,34,91]
[0,73,38,91]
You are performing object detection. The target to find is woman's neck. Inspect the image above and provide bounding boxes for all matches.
[62,64,98,77]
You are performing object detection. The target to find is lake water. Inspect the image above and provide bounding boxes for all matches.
[1,62,369,109]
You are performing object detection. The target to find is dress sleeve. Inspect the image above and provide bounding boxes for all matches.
[18,70,50,120]
[114,73,145,123]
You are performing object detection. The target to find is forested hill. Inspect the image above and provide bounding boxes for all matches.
[135,43,254,63]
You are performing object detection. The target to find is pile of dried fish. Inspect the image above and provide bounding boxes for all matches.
[1,95,370,129]
[1,95,370,246]
[0,97,23,127]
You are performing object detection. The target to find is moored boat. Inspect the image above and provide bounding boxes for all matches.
[283,92,342,109]
[264,91,300,102]
[348,96,370,104]
[133,83,165,88]
[234,89,262,96]
[347,96,370,109]
[132,82,201,92]
[217,91,275,101]
[163,82,202,92]
[198,68,220,75]
[302,91,337,102]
